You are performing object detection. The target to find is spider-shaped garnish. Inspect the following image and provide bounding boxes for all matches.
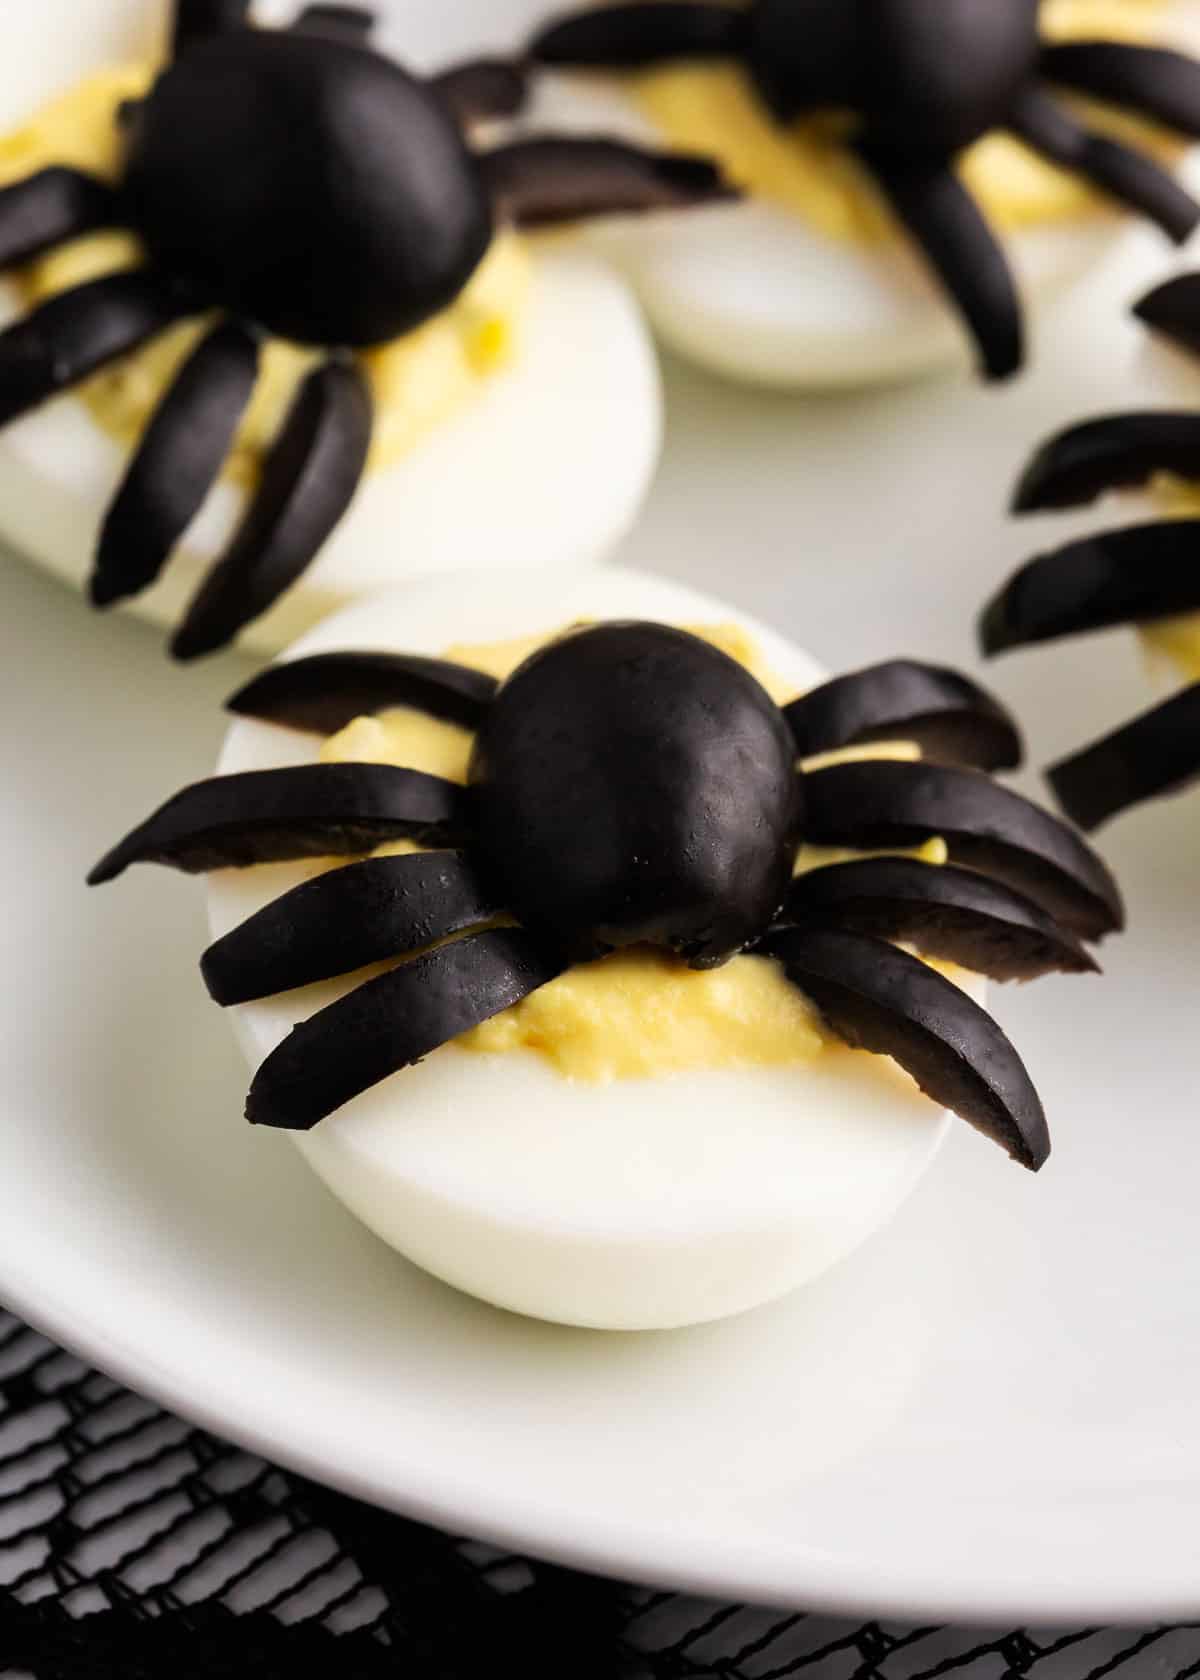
[90,622,1123,1170]
[0,0,730,659]
[981,269,1200,831]
[528,0,1200,380]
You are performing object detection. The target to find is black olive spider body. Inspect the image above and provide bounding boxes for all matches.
[91,622,1123,1171]
[530,0,1200,380]
[982,270,1200,832]
[0,0,731,658]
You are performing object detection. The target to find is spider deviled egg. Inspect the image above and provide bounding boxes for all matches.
[90,567,1122,1330]
[0,0,736,658]
[982,266,1200,831]
[521,0,1200,387]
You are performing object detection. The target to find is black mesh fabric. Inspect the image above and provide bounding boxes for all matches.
[2,1308,1198,1680]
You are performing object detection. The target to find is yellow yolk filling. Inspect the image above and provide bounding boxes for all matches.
[626,0,1179,242]
[0,67,531,484]
[318,624,955,1082]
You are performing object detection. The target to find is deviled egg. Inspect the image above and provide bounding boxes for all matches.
[90,567,1119,1329]
[522,0,1200,386]
[0,0,733,656]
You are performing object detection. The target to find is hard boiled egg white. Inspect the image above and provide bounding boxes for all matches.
[210,566,986,1331]
[0,0,662,653]
[521,1,1200,388]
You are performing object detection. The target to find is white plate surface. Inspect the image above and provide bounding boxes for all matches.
[5,0,1200,1630]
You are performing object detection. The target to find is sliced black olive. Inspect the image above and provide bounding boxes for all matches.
[91,321,260,607]
[0,272,185,428]
[432,59,528,125]
[784,857,1097,980]
[87,763,466,885]
[765,926,1050,1170]
[531,4,747,67]
[481,137,734,228]
[201,850,500,1005]
[0,168,117,272]
[1134,271,1200,358]
[291,5,374,39]
[785,660,1021,771]
[227,651,497,735]
[245,928,565,1129]
[1011,88,1198,246]
[1013,413,1200,513]
[857,142,1023,382]
[980,522,1200,657]
[1042,42,1200,141]
[172,359,372,660]
[1048,683,1200,833]
[802,760,1124,941]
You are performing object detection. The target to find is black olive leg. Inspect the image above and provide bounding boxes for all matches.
[0,272,187,429]
[202,849,502,1004]
[87,762,468,884]
[802,760,1124,940]
[228,651,498,735]
[481,137,735,227]
[1134,271,1200,359]
[172,358,373,660]
[1048,684,1200,833]
[980,521,1200,654]
[245,928,566,1130]
[857,142,1023,381]
[782,857,1096,980]
[0,169,117,272]
[785,660,1022,771]
[432,60,529,127]
[1042,41,1200,140]
[763,927,1050,1170]
[531,3,746,67]
[173,0,250,57]
[291,5,375,39]
[1011,90,1199,246]
[92,321,260,608]
[1012,413,1200,512]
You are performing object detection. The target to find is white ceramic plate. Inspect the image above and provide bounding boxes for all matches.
[6,0,1200,1632]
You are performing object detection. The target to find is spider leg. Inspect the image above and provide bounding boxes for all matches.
[802,759,1124,940]
[761,927,1049,1169]
[1048,684,1200,833]
[91,321,259,608]
[172,1,250,57]
[246,928,565,1130]
[87,762,466,884]
[785,659,1021,771]
[227,652,498,735]
[0,169,116,271]
[481,137,734,227]
[0,271,185,429]
[1134,271,1200,358]
[1010,89,1198,245]
[531,3,746,67]
[1041,41,1200,140]
[202,849,501,1005]
[432,60,528,127]
[783,857,1096,980]
[857,142,1023,381]
[171,358,372,661]
[291,5,374,40]
[980,521,1200,655]
[1012,412,1200,512]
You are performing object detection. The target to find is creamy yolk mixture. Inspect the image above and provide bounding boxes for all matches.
[627,0,1178,242]
[318,623,952,1082]
[0,66,531,482]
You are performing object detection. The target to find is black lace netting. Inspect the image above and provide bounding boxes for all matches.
[2,1308,1199,1680]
